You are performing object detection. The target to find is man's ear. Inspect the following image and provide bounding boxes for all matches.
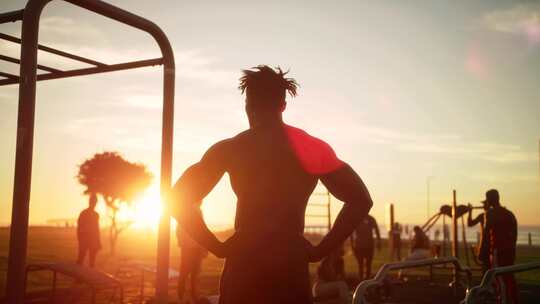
[280,100,287,112]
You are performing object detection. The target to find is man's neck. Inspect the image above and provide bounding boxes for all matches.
[251,116,284,129]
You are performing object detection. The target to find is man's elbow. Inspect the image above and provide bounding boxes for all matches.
[347,194,372,218]
[359,193,373,215]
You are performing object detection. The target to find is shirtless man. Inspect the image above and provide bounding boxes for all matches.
[172,65,373,304]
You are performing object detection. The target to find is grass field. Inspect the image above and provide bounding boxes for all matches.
[1,227,539,302]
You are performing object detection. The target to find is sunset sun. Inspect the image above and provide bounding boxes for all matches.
[130,184,162,229]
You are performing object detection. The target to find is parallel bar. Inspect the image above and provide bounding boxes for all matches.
[0,54,62,73]
[0,71,19,80]
[0,58,163,86]
[0,33,107,67]
[0,10,24,24]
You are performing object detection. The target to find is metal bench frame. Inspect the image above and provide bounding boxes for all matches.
[352,257,472,304]
[461,261,540,304]
[25,263,124,304]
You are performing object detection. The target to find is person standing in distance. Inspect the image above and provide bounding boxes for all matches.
[351,214,380,281]
[76,193,101,268]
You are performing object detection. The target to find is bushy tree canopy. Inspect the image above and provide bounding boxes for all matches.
[77,151,152,208]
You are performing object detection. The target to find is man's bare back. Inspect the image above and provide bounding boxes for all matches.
[172,66,373,304]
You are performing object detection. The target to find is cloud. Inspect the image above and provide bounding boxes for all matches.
[482,4,540,45]
[340,122,535,164]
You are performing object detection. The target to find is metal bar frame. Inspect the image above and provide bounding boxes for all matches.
[352,257,472,304]
[0,57,163,86]
[0,53,63,73]
[0,10,24,24]
[463,261,540,304]
[0,32,107,67]
[3,1,175,303]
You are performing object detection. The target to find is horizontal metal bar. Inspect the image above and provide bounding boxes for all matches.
[0,10,24,24]
[0,33,107,67]
[308,203,329,207]
[305,214,329,218]
[0,71,19,80]
[311,192,329,196]
[0,57,163,86]
[0,54,62,73]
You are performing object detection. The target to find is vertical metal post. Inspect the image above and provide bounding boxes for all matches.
[442,215,447,256]
[389,203,395,261]
[326,190,331,231]
[452,190,458,259]
[5,1,49,303]
[452,190,459,284]
[426,176,433,221]
[155,42,175,304]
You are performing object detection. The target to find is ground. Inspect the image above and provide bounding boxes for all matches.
[0,227,539,303]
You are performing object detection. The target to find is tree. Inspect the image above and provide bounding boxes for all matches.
[77,151,152,255]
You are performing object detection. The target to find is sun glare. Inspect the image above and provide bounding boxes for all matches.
[130,185,162,230]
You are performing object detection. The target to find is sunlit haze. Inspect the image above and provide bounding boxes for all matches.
[1,0,539,230]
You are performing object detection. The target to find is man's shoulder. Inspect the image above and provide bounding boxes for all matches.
[284,124,331,148]
[284,124,344,175]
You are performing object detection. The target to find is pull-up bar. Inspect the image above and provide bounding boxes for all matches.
[1,1,175,303]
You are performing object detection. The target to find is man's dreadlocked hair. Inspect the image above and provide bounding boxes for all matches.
[239,65,298,109]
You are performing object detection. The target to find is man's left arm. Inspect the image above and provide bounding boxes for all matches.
[171,142,228,257]
[314,164,373,261]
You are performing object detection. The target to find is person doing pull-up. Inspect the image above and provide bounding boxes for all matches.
[172,65,373,304]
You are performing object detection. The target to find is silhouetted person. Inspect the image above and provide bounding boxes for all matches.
[172,65,373,304]
[479,189,518,303]
[399,226,431,278]
[177,217,208,303]
[77,193,101,267]
[313,246,351,304]
[351,214,380,281]
[409,226,430,259]
[468,200,489,272]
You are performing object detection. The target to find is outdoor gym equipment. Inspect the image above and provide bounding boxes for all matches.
[420,190,483,269]
[352,257,472,304]
[1,1,175,303]
[462,261,540,304]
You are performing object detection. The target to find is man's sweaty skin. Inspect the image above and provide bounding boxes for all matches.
[171,66,373,304]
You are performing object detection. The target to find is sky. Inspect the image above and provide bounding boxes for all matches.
[1,0,539,229]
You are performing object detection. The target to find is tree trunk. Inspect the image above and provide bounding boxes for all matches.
[109,211,117,256]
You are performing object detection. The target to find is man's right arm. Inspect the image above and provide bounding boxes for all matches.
[313,164,373,261]
[171,141,228,257]
[467,204,482,227]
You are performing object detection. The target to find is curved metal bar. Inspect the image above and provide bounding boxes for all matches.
[462,261,540,304]
[5,1,175,303]
[352,257,472,304]
[422,212,441,232]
